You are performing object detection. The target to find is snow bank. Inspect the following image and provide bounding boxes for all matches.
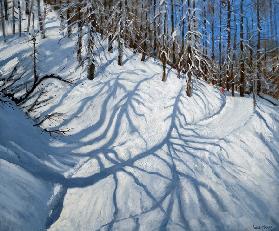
[0,103,50,231]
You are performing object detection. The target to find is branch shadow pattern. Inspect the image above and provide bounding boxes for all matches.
[41,73,279,230]
[2,38,278,229]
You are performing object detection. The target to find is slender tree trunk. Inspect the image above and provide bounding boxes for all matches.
[107,0,113,52]
[177,0,185,78]
[161,51,167,81]
[181,0,185,52]
[161,1,168,82]
[59,0,64,24]
[171,0,176,65]
[140,0,145,61]
[25,0,30,15]
[124,0,128,42]
[219,2,222,86]
[202,0,207,56]
[32,35,38,83]
[239,0,245,97]
[256,0,261,94]
[250,36,256,106]
[12,0,16,34]
[130,1,137,51]
[202,0,208,81]
[77,0,83,64]
[118,0,123,66]
[263,41,267,80]
[211,1,215,61]
[0,0,6,41]
[3,0,8,20]
[186,0,193,96]
[27,0,34,32]
[141,7,148,62]
[87,19,95,80]
[66,0,71,36]
[210,0,215,84]
[226,0,231,91]
[231,7,237,97]
[37,0,45,38]
[18,0,22,36]
[269,0,277,72]
[153,0,157,57]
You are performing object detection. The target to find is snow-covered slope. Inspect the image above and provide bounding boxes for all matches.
[1,6,279,231]
[0,102,73,231]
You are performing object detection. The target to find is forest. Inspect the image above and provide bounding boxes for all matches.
[1,0,278,101]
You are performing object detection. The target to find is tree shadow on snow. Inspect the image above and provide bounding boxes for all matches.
[41,75,277,231]
[2,35,279,230]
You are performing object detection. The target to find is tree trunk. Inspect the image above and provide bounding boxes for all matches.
[108,0,113,52]
[141,4,148,62]
[231,8,237,97]
[177,0,185,78]
[161,51,167,81]
[239,0,245,97]
[140,2,148,61]
[12,0,15,34]
[0,0,6,41]
[25,0,30,15]
[181,0,185,52]
[161,0,168,81]
[87,21,95,80]
[186,0,193,97]
[210,0,215,84]
[219,1,222,86]
[118,0,123,66]
[226,0,231,91]
[37,0,45,38]
[153,0,157,57]
[77,0,83,64]
[256,0,261,94]
[27,0,34,33]
[18,0,22,37]
[202,0,208,81]
[32,35,38,83]
[3,0,8,20]
[211,1,215,61]
[171,0,176,65]
[66,0,71,36]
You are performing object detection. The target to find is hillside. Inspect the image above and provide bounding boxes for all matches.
[1,4,279,231]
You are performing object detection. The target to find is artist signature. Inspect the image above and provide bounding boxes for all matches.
[253,225,273,230]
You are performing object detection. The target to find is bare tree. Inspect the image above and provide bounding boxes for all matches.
[117,0,124,66]
[226,0,231,92]
[239,0,245,97]
[0,0,6,41]
[18,0,22,36]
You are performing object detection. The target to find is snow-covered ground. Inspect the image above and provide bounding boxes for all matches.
[1,6,279,231]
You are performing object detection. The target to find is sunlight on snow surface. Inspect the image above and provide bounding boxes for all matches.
[0,6,279,231]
